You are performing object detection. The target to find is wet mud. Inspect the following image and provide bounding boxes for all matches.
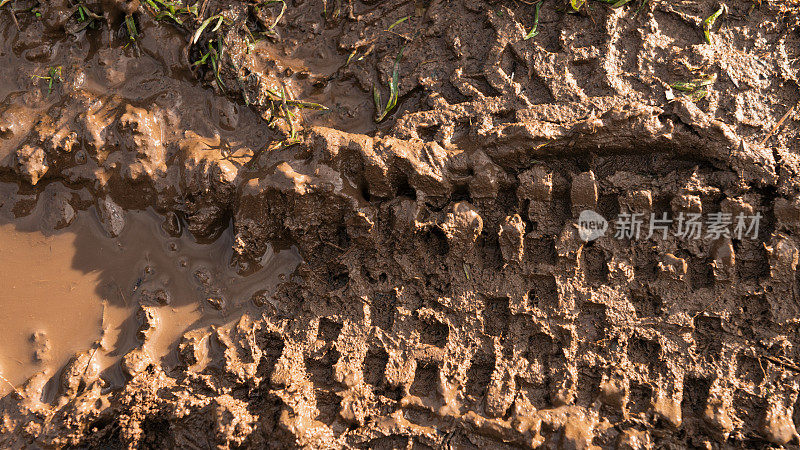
[0,182,298,395]
[2,0,800,448]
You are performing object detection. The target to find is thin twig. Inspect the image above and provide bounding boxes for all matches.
[199,0,210,19]
[759,101,798,146]
[757,356,767,380]
[9,9,19,31]
[82,345,99,377]
[762,355,800,373]
[117,282,128,306]
[323,240,346,251]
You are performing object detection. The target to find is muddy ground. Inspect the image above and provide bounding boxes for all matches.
[1,0,800,448]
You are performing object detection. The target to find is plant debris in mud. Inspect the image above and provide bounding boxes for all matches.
[72,3,102,32]
[31,66,63,94]
[144,0,198,25]
[373,44,406,122]
[124,13,138,41]
[182,1,328,144]
[703,4,727,44]
[670,74,716,101]
[524,1,543,39]
[193,39,227,90]
[259,0,286,32]
[191,13,223,45]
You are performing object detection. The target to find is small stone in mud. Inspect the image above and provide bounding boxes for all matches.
[74,150,87,165]
[178,330,209,367]
[121,347,153,378]
[618,428,652,449]
[621,189,652,214]
[138,288,172,306]
[193,267,213,287]
[671,194,703,214]
[658,253,688,280]
[439,202,484,252]
[206,296,225,310]
[118,0,141,15]
[96,196,125,237]
[41,191,76,231]
[30,331,51,362]
[251,289,270,307]
[519,165,552,203]
[762,399,800,445]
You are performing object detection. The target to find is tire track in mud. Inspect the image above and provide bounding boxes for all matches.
[2,0,800,448]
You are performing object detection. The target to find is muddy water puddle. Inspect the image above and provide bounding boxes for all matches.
[0,184,299,395]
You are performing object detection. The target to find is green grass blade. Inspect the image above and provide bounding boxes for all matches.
[192,50,210,66]
[388,15,409,31]
[125,15,138,40]
[156,10,183,24]
[286,100,328,110]
[703,5,725,44]
[272,0,286,29]
[211,15,223,32]
[261,0,286,30]
[524,1,542,40]
[386,66,399,113]
[346,49,357,65]
[696,75,716,87]
[210,54,226,90]
[611,0,633,8]
[670,81,696,92]
[192,14,220,44]
[689,88,708,101]
[377,42,408,121]
[670,74,715,101]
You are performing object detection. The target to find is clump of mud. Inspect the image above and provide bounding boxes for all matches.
[2,0,800,448]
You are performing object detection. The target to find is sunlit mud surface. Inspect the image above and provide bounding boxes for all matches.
[2,0,800,448]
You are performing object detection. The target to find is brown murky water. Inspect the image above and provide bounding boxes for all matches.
[0,183,300,394]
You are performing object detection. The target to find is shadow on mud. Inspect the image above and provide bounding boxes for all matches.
[0,180,300,399]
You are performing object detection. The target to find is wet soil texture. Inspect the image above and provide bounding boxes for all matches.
[2,0,800,448]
